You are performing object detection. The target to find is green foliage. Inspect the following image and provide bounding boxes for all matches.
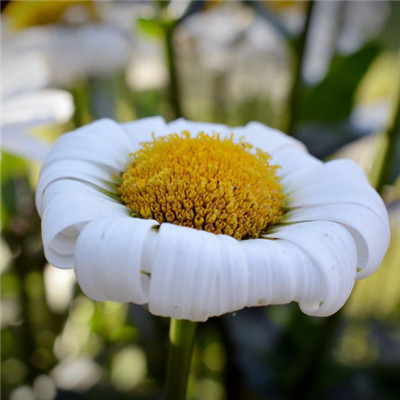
[300,42,381,124]
[137,18,166,39]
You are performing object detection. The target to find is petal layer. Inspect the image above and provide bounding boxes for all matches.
[148,223,249,321]
[285,203,390,278]
[252,221,358,316]
[74,216,158,303]
[44,118,133,171]
[41,180,129,268]
[286,159,388,224]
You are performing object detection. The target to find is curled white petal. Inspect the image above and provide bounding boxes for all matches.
[242,239,324,307]
[36,158,117,205]
[148,223,248,322]
[41,180,129,268]
[285,203,390,279]
[74,216,158,303]
[261,221,358,316]
[286,159,388,225]
[43,119,133,171]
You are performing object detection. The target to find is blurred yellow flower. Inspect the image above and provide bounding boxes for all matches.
[4,0,97,31]
[262,0,306,14]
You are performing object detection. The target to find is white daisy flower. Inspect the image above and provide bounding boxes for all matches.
[36,118,390,322]
[1,52,74,162]
[8,23,131,87]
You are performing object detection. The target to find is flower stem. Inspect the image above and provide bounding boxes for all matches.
[165,318,197,400]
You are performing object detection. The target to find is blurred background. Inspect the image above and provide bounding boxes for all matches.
[1,1,400,399]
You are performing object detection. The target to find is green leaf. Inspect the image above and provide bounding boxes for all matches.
[137,18,165,39]
[300,42,381,124]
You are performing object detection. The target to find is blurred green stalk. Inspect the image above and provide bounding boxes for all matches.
[286,0,315,135]
[165,23,183,118]
[165,318,197,400]
[375,52,400,194]
[71,80,93,127]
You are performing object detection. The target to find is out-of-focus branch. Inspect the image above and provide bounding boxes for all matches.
[164,22,183,119]
[286,0,315,135]
[244,0,294,42]
[375,51,400,195]
[163,0,205,119]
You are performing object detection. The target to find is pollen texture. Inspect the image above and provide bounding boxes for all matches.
[118,132,285,240]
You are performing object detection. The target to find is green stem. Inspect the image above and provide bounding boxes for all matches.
[165,318,197,400]
[375,52,400,195]
[71,80,93,127]
[286,0,315,135]
[165,24,183,119]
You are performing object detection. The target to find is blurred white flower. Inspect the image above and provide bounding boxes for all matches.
[9,24,131,87]
[126,41,168,91]
[1,52,74,162]
[303,1,340,84]
[183,4,253,72]
[51,357,102,392]
[338,1,389,54]
[36,117,390,322]
[44,264,76,313]
[181,4,288,104]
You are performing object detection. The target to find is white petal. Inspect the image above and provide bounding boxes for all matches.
[37,158,117,209]
[238,121,306,153]
[121,116,167,149]
[166,118,232,138]
[285,203,390,279]
[242,238,323,307]
[74,216,158,303]
[39,179,122,215]
[43,119,133,171]
[2,89,74,126]
[263,221,357,316]
[148,224,248,322]
[270,146,322,181]
[36,166,119,216]
[41,180,129,268]
[239,221,359,316]
[212,234,249,317]
[286,159,388,225]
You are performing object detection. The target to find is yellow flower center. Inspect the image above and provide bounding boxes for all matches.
[118,132,285,240]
